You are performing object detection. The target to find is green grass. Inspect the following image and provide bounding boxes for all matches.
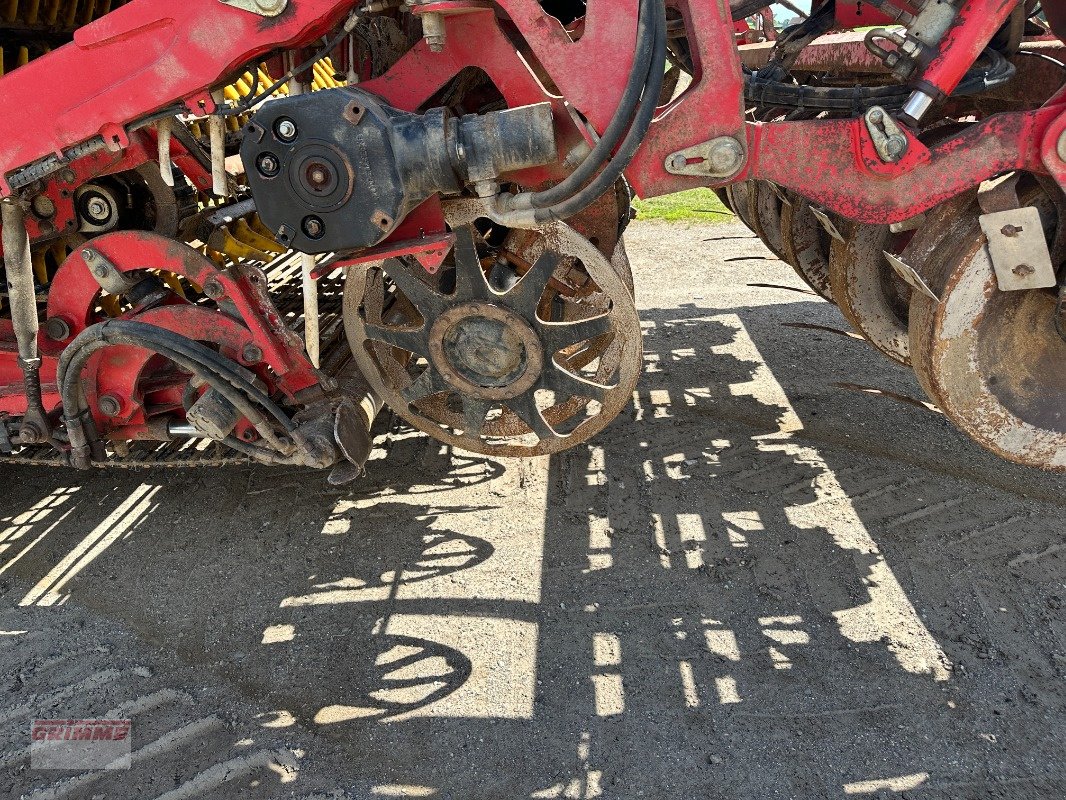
[631,188,734,223]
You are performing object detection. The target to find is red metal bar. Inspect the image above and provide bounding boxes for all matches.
[748,105,1062,223]
[916,0,1019,101]
[0,0,356,192]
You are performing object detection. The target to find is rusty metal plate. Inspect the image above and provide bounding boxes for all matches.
[978,207,1057,292]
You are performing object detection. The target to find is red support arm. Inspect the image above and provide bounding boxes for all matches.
[0,0,355,193]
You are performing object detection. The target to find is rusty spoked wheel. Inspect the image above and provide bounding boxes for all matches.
[780,194,835,303]
[345,207,641,457]
[909,177,1066,470]
[829,221,916,365]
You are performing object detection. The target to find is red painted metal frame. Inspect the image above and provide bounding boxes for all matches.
[0,0,1061,220]
[0,231,320,437]
[0,0,1062,435]
[0,0,357,191]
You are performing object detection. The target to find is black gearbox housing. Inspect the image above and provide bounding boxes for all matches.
[241,87,556,254]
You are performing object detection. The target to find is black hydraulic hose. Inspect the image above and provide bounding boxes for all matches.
[530,0,656,209]
[57,326,287,453]
[534,0,667,222]
[57,320,298,457]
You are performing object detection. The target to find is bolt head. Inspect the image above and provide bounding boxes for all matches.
[275,118,298,143]
[1012,263,1036,277]
[242,343,263,364]
[302,216,325,239]
[257,153,281,178]
[203,278,225,299]
[85,197,111,223]
[885,135,908,159]
[45,317,71,341]
[98,395,122,418]
[669,154,688,172]
[868,108,885,124]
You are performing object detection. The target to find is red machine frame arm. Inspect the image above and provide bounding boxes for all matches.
[0,0,356,192]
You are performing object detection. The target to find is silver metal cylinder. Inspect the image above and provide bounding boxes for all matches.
[901,89,935,124]
[166,421,199,438]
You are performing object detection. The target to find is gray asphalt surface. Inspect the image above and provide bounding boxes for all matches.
[1,219,1064,799]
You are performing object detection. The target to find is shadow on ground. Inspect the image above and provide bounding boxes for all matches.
[0,292,1063,799]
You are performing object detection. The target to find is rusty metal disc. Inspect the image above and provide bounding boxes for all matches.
[749,180,790,262]
[713,187,734,215]
[726,181,758,234]
[780,194,835,303]
[829,222,914,365]
[909,185,1066,471]
[344,202,642,457]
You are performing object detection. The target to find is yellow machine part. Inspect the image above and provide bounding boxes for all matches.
[0,1,132,74]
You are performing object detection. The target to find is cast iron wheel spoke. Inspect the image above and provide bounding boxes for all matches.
[380,258,446,318]
[461,398,492,436]
[363,323,429,358]
[452,227,491,301]
[402,366,450,404]
[542,364,610,402]
[539,313,614,356]
[507,392,558,440]
[507,250,562,310]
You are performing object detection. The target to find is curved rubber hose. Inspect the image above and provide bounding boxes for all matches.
[57,320,297,456]
[530,0,656,209]
[535,0,667,222]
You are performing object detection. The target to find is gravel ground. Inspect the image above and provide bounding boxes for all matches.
[0,219,1063,799]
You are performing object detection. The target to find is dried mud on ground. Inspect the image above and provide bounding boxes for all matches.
[0,220,1063,800]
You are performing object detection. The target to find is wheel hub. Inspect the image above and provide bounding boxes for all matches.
[430,302,543,400]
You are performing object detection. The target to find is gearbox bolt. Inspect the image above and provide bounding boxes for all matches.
[302,216,325,239]
[275,118,298,143]
[257,153,281,178]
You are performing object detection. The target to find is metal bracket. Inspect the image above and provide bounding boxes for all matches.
[81,248,139,295]
[884,251,939,303]
[664,136,745,178]
[864,107,909,163]
[768,181,793,207]
[978,207,1057,292]
[218,0,287,16]
[810,206,844,242]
